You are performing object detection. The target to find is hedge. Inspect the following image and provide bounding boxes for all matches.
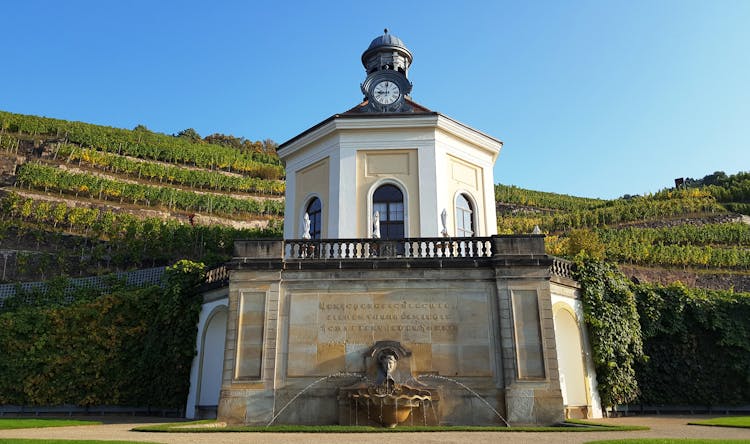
[0,260,204,409]
[576,259,750,409]
[634,283,750,405]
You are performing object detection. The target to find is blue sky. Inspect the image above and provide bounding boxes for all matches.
[3,0,748,199]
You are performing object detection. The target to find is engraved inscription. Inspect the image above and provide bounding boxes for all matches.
[317,300,458,338]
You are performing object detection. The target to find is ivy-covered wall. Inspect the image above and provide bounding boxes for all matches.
[576,259,750,409]
[635,283,750,406]
[0,260,204,409]
[576,260,644,408]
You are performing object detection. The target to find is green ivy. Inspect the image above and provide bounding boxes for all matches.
[634,283,750,405]
[576,259,750,408]
[0,260,204,409]
[574,259,644,408]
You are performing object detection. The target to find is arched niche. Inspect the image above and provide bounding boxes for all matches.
[196,306,228,414]
[553,304,588,408]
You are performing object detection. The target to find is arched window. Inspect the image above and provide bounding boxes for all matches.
[373,184,404,239]
[456,193,474,237]
[306,197,322,239]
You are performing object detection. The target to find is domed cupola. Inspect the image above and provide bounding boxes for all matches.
[360,29,414,113]
[361,29,413,76]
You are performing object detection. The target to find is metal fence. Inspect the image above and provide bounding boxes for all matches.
[0,267,165,309]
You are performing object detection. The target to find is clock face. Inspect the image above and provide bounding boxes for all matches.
[372,80,400,105]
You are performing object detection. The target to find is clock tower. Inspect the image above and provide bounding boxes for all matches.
[360,29,413,113]
[278,30,502,240]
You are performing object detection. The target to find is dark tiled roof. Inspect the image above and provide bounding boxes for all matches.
[342,97,433,114]
[278,99,437,153]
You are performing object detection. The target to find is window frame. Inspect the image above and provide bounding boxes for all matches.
[454,191,480,237]
[304,196,322,239]
[368,180,408,239]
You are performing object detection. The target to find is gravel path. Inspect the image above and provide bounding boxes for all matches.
[1,415,749,444]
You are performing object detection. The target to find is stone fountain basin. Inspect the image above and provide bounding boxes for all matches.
[354,395,427,427]
[348,390,432,427]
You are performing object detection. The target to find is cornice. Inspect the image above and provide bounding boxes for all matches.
[278,113,503,160]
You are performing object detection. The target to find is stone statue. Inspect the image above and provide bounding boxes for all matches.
[440,208,448,237]
[302,212,311,239]
[372,211,381,239]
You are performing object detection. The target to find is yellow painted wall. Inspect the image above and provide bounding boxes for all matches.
[446,155,485,236]
[553,306,588,406]
[294,158,330,238]
[356,149,419,238]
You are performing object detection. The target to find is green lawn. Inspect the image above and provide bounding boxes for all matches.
[0,419,101,430]
[0,440,159,444]
[688,416,750,429]
[586,440,750,444]
[132,419,648,433]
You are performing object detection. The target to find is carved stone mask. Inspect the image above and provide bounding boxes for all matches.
[380,353,397,374]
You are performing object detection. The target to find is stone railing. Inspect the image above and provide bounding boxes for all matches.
[284,237,494,260]
[550,257,574,280]
[204,265,229,285]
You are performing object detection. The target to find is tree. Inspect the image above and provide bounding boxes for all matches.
[176,128,202,142]
[262,138,278,154]
[565,228,605,260]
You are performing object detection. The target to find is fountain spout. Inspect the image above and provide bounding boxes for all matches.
[338,341,440,427]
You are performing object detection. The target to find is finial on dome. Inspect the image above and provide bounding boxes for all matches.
[384,28,388,34]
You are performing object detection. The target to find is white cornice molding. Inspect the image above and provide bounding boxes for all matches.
[279,113,503,161]
[435,115,503,161]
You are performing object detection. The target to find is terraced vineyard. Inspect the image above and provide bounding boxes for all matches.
[496,172,750,291]
[2,109,748,292]
[0,110,284,281]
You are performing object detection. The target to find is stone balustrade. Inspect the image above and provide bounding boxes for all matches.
[550,257,574,280]
[284,237,494,260]
[228,236,576,279]
[204,265,229,285]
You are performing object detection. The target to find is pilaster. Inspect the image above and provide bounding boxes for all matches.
[491,235,564,425]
